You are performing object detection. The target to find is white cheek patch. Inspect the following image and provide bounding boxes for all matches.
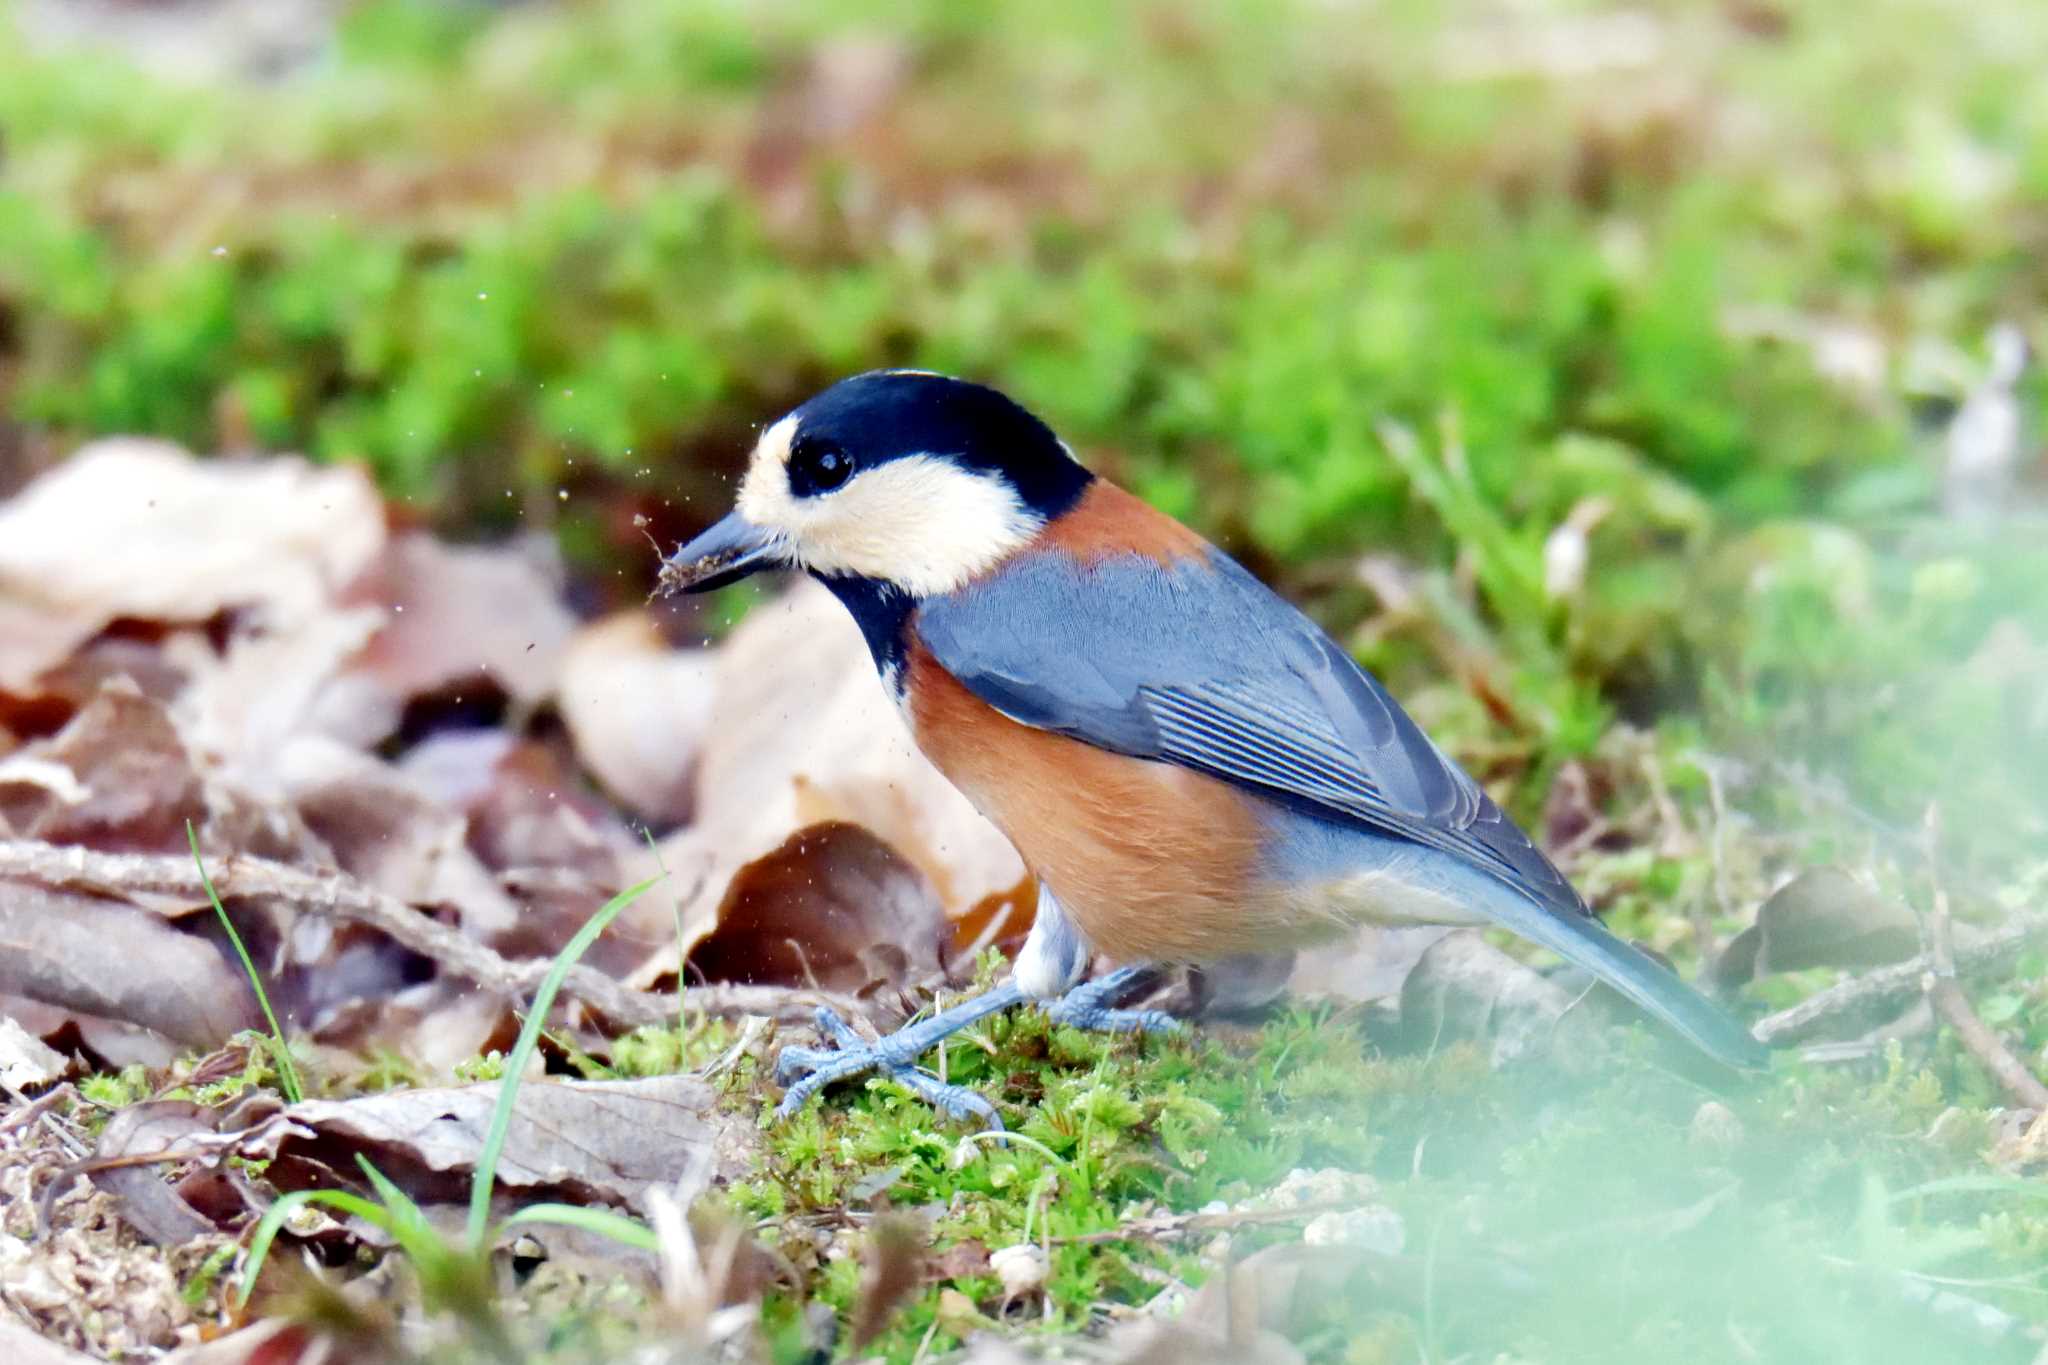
[739,449,1044,596]
[752,413,799,468]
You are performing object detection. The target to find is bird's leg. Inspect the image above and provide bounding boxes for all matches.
[773,966,1183,1127]
[774,981,1025,1124]
[1014,887,1179,1032]
[1042,963,1182,1035]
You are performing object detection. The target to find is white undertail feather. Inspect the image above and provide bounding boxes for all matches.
[737,420,1043,595]
[1013,884,1092,999]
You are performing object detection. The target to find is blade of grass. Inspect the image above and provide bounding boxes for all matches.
[354,1153,443,1257]
[187,820,303,1104]
[503,1202,660,1252]
[640,825,690,1040]
[466,874,663,1250]
[237,1188,398,1307]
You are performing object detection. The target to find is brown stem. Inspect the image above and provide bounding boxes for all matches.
[1917,806,2048,1110]
[0,839,871,1032]
[1752,911,2048,1047]
[1926,978,2048,1110]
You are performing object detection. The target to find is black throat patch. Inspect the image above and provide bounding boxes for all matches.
[817,573,916,687]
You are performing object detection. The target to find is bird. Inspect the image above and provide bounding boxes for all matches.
[658,370,1768,1124]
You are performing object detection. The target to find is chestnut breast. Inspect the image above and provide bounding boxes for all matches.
[902,642,1339,964]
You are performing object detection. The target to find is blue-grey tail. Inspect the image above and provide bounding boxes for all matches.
[1264,808,1769,1070]
[1478,885,1770,1070]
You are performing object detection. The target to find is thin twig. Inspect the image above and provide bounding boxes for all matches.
[0,1085,72,1137]
[1754,909,2048,1047]
[1689,751,1739,962]
[1929,980,2048,1110]
[0,839,873,1032]
[1918,809,2048,1110]
[1921,806,1959,979]
[1049,1197,1367,1247]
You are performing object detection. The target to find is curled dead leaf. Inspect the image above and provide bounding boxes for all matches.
[280,736,518,942]
[556,611,715,825]
[1283,925,1454,1009]
[237,1073,759,1217]
[0,440,384,692]
[1399,930,1608,1067]
[76,1101,226,1248]
[170,606,390,776]
[0,878,258,1048]
[631,582,1023,991]
[0,1014,71,1089]
[342,532,575,711]
[0,680,202,851]
[687,821,948,993]
[1713,867,1924,989]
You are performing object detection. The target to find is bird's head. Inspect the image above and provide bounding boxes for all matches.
[657,371,1091,599]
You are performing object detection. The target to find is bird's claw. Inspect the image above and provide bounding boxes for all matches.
[1041,964,1184,1036]
[1046,1001,1182,1034]
[768,970,1179,1128]
[773,1006,1004,1127]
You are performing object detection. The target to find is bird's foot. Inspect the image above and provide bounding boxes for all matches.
[771,967,1183,1128]
[1042,964,1183,1036]
[773,981,1024,1126]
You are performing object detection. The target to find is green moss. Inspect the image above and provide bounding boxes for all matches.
[9,2,2048,1355]
[695,965,2042,1362]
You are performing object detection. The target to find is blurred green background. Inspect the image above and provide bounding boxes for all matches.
[3,0,2043,885]
[3,3,2047,1357]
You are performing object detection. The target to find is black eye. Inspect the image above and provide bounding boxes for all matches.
[789,437,854,496]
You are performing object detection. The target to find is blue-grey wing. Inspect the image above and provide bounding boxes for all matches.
[915,548,1587,920]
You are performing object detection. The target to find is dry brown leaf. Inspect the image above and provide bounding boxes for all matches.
[556,611,715,825]
[462,739,631,883]
[631,582,1022,990]
[1713,866,1925,989]
[2,636,191,748]
[238,1073,758,1216]
[169,607,391,773]
[279,737,519,942]
[0,440,384,691]
[686,821,948,992]
[79,1101,227,1248]
[305,983,510,1077]
[0,1014,71,1088]
[945,875,1039,968]
[0,1315,103,1365]
[341,532,575,710]
[1282,925,1456,1009]
[394,727,517,809]
[0,878,258,1048]
[0,680,203,851]
[849,1212,928,1350]
[452,738,670,975]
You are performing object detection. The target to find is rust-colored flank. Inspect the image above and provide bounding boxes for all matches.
[902,639,1321,965]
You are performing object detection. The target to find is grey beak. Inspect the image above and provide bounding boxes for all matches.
[655,512,785,595]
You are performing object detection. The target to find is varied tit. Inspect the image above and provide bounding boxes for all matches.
[660,370,1768,1124]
